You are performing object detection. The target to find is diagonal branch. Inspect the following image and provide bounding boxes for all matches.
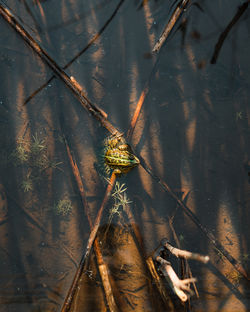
[23,0,125,105]
[153,0,190,53]
[211,1,250,64]
[0,1,120,136]
[139,156,249,280]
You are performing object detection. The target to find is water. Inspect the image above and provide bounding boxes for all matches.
[0,0,249,311]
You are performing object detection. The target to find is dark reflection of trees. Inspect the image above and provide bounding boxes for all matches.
[0,0,250,311]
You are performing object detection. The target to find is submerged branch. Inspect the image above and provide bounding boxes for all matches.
[169,213,199,298]
[152,239,207,302]
[126,83,149,141]
[126,55,160,141]
[0,2,120,136]
[160,238,209,264]
[23,0,125,106]
[153,0,190,53]
[146,257,175,309]
[211,1,250,64]
[156,256,196,302]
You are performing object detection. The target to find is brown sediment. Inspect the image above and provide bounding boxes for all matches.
[61,138,118,312]
[100,224,155,311]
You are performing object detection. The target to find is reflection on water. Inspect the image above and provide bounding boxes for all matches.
[0,0,250,311]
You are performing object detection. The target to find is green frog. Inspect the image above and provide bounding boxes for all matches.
[104,134,140,174]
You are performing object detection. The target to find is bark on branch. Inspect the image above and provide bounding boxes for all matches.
[153,0,190,53]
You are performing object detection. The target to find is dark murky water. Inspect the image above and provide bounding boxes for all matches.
[0,0,249,311]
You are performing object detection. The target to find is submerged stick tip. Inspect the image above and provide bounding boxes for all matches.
[204,255,210,263]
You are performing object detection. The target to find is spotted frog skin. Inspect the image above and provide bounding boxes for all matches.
[104,135,140,174]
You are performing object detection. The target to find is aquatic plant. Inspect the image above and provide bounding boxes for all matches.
[54,199,73,216]
[12,140,29,164]
[103,181,132,240]
[33,153,49,169]
[118,192,132,210]
[30,133,46,155]
[111,181,127,198]
[111,181,132,213]
[236,111,243,121]
[242,253,249,262]
[47,159,63,171]
[21,173,33,192]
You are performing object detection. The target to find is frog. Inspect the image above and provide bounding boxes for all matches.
[103,134,140,175]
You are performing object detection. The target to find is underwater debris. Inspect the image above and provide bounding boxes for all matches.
[152,239,209,302]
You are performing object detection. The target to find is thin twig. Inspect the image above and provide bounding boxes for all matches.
[0,2,120,136]
[161,238,209,264]
[169,213,199,298]
[126,84,149,141]
[85,171,116,263]
[153,0,190,53]
[126,55,160,141]
[23,0,125,106]
[211,1,250,64]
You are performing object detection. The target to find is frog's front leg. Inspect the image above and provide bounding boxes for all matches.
[113,168,122,175]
